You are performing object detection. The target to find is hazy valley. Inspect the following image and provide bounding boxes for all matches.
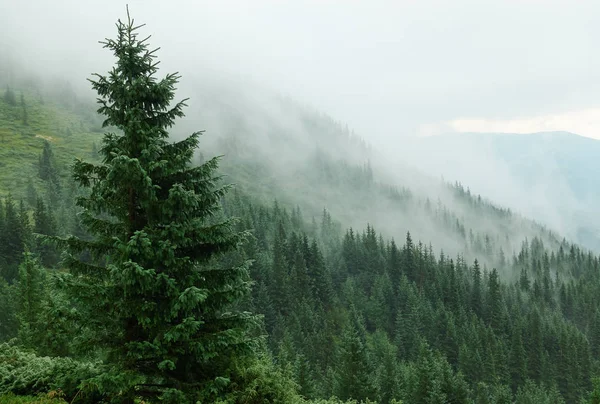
[1,2,600,404]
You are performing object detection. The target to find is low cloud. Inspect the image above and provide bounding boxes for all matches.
[441,107,600,139]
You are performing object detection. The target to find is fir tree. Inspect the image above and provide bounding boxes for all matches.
[334,317,374,401]
[487,268,502,331]
[0,277,17,341]
[54,10,257,402]
[38,140,58,183]
[471,259,483,315]
[33,198,59,267]
[3,85,16,106]
[0,196,29,282]
[16,252,47,349]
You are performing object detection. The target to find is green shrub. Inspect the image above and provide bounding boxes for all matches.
[0,392,67,403]
[0,343,100,401]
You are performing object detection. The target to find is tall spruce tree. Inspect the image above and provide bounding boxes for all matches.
[38,140,57,182]
[56,10,257,403]
[16,252,47,349]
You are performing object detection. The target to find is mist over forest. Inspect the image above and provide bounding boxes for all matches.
[1,1,600,403]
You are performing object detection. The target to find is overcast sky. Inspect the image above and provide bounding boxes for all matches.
[2,0,600,147]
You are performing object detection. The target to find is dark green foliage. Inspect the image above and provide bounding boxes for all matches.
[16,253,47,349]
[471,259,483,317]
[2,14,600,404]
[404,342,471,404]
[219,191,600,403]
[0,196,30,283]
[38,141,58,184]
[0,277,18,341]
[52,11,258,402]
[0,393,67,403]
[212,354,301,403]
[514,380,565,404]
[7,167,600,403]
[0,343,101,401]
[587,378,600,404]
[334,313,374,402]
[486,268,503,332]
[33,199,59,268]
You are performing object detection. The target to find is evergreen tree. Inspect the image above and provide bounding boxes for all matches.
[33,198,59,267]
[586,378,600,404]
[270,222,290,314]
[369,330,400,403]
[0,196,28,282]
[402,232,416,282]
[16,252,47,349]
[508,326,527,393]
[471,259,483,317]
[0,277,18,341]
[307,239,334,308]
[38,140,58,183]
[334,318,374,401]
[487,268,502,331]
[54,11,257,402]
[3,85,16,106]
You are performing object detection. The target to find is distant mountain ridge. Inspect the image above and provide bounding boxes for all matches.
[400,130,600,250]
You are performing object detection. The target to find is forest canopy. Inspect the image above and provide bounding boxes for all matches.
[1,9,600,404]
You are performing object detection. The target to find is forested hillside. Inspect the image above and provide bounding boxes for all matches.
[399,131,600,251]
[1,12,600,404]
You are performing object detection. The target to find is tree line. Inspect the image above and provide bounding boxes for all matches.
[2,10,600,404]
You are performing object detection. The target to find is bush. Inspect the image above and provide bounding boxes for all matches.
[0,392,67,403]
[0,343,100,402]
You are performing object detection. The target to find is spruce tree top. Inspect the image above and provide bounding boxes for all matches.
[59,9,257,403]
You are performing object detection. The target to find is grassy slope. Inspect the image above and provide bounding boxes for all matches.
[0,89,101,199]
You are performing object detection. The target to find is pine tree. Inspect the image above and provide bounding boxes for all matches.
[0,276,18,341]
[334,317,374,401]
[54,11,257,402]
[519,267,530,292]
[307,239,333,308]
[508,325,527,394]
[526,308,543,382]
[586,378,600,404]
[270,222,290,314]
[487,268,502,332]
[3,85,16,106]
[38,140,57,182]
[471,259,483,317]
[0,196,29,282]
[402,232,416,282]
[33,198,59,267]
[369,330,400,403]
[16,252,47,349]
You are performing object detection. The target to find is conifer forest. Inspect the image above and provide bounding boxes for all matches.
[2,5,600,404]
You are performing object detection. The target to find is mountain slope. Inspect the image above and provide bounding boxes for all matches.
[0,82,568,272]
[0,87,101,199]
[2,77,600,403]
[175,81,566,269]
[398,131,600,250]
